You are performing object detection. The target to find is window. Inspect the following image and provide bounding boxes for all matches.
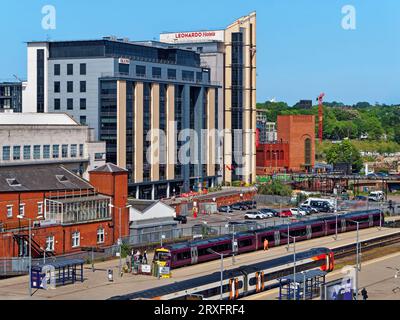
[33,145,41,159]
[67,98,73,110]
[46,236,55,252]
[54,64,60,76]
[23,145,31,160]
[80,81,86,93]
[72,232,80,248]
[19,204,25,217]
[152,67,162,78]
[6,206,13,218]
[13,146,21,160]
[196,72,203,82]
[71,144,77,158]
[67,64,73,75]
[62,144,68,158]
[80,63,86,75]
[54,98,61,110]
[182,70,194,81]
[136,65,146,77]
[80,98,86,110]
[167,69,176,80]
[37,203,43,216]
[95,153,105,161]
[305,138,312,165]
[79,144,84,157]
[43,145,50,159]
[52,145,59,159]
[54,81,60,93]
[67,81,73,93]
[80,116,87,125]
[97,228,105,244]
[2,146,10,161]
[119,63,130,74]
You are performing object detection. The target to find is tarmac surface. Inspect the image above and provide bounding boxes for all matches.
[0,226,399,300]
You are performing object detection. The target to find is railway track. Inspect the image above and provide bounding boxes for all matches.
[332,230,400,260]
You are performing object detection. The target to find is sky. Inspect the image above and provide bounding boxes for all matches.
[1,0,399,105]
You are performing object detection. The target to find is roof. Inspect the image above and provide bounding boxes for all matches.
[0,113,78,126]
[90,163,128,173]
[128,200,158,212]
[0,164,93,192]
[32,258,85,270]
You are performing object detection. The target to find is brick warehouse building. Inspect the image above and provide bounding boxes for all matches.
[256,115,315,174]
[0,163,128,258]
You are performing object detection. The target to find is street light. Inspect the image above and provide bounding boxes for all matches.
[109,204,132,277]
[301,271,306,301]
[225,217,236,264]
[17,214,43,297]
[283,230,299,300]
[207,248,227,300]
[348,219,360,300]
[334,211,339,241]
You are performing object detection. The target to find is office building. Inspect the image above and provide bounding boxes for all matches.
[0,82,22,113]
[256,109,277,143]
[160,12,257,185]
[22,38,220,199]
[0,113,106,179]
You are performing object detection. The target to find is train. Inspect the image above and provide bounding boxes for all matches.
[108,247,334,300]
[153,209,383,269]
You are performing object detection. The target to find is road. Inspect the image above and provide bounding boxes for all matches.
[242,250,400,300]
[0,226,398,300]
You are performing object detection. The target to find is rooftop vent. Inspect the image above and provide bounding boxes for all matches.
[56,175,69,183]
[6,178,21,187]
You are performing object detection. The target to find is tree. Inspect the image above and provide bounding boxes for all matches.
[326,140,363,172]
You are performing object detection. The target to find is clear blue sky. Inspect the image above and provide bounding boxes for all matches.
[1,0,399,105]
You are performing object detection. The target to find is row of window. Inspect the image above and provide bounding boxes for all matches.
[2,144,84,161]
[45,228,104,252]
[54,63,86,76]
[54,98,86,111]
[6,203,43,218]
[54,81,86,93]
[118,64,203,82]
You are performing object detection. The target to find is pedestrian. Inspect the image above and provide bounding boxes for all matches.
[361,288,368,301]
[143,250,148,264]
[263,239,269,251]
[126,253,131,272]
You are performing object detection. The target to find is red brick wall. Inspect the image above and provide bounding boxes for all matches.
[256,143,290,172]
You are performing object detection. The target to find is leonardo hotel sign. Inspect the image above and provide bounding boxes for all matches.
[160,30,225,43]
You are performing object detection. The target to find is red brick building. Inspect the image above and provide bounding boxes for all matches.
[257,115,315,174]
[0,163,128,258]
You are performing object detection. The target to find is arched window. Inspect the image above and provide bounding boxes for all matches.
[280,150,284,161]
[305,138,311,165]
[267,151,271,160]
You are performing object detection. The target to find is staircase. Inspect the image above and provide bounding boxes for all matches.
[13,234,55,259]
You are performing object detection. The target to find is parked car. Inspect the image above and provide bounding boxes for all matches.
[290,208,307,216]
[279,209,293,218]
[368,191,384,202]
[218,206,233,213]
[299,205,318,214]
[245,211,266,220]
[174,215,187,224]
[259,208,279,217]
[354,195,368,201]
[231,202,247,211]
[242,200,257,209]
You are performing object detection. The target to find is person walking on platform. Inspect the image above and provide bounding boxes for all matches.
[361,288,368,301]
[143,250,148,264]
[263,239,269,251]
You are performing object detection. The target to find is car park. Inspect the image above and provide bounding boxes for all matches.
[218,206,233,213]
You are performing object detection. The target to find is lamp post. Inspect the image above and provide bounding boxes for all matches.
[334,211,338,241]
[348,219,360,300]
[301,271,306,300]
[109,204,132,277]
[207,248,226,300]
[17,214,43,297]
[284,230,299,300]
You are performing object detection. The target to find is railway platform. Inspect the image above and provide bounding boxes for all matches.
[0,226,399,300]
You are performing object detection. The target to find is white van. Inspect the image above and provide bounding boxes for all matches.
[301,198,336,213]
[368,191,384,202]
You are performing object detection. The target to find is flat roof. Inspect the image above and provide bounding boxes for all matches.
[0,113,79,126]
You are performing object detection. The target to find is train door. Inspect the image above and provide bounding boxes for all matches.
[229,278,240,300]
[255,233,259,250]
[306,225,312,239]
[341,219,346,233]
[369,215,374,227]
[255,272,265,293]
[274,231,280,246]
[324,220,328,236]
[191,247,198,265]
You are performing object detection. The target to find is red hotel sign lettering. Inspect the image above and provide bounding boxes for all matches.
[175,31,217,39]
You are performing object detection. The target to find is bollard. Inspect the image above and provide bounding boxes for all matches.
[107,269,114,282]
